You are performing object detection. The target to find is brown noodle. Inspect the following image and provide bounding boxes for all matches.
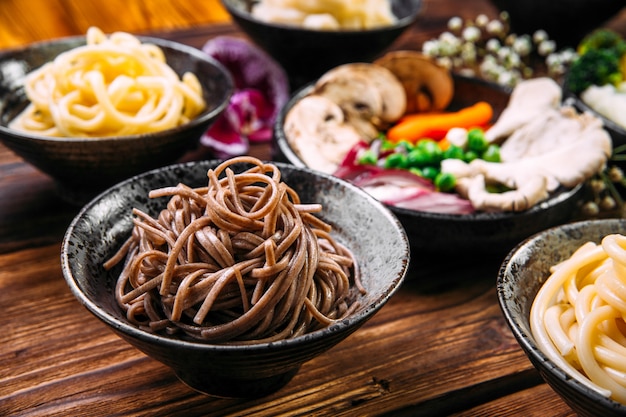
[104,156,365,344]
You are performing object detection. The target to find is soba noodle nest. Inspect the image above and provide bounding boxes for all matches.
[104,156,365,344]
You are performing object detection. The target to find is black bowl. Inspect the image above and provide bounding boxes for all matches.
[0,35,233,204]
[488,0,624,48]
[274,74,585,258]
[497,219,626,417]
[61,159,409,398]
[220,0,423,88]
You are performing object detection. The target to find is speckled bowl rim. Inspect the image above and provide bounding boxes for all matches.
[0,35,233,143]
[61,159,410,353]
[497,218,626,412]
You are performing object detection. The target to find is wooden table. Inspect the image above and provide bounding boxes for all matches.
[2,1,625,416]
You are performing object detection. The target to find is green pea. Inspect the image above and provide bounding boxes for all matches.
[384,152,408,169]
[415,139,443,164]
[434,172,457,192]
[464,150,479,162]
[482,144,501,162]
[421,166,439,181]
[443,144,465,160]
[407,148,430,168]
[467,128,488,153]
[357,149,378,165]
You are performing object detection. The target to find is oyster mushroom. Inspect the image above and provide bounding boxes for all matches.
[284,94,363,174]
[456,173,549,212]
[442,108,612,212]
[374,50,454,114]
[485,77,562,144]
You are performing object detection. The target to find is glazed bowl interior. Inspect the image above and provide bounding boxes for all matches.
[0,35,233,204]
[220,0,423,88]
[497,218,626,417]
[61,159,409,398]
[273,74,585,260]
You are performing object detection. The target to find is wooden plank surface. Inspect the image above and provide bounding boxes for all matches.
[0,0,231,49]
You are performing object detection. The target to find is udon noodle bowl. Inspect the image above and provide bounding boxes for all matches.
[104,156,364,345]
[531,234,626,404]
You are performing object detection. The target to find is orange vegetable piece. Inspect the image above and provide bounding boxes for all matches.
[387,101,494,143]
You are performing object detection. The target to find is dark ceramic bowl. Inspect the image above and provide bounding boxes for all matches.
[61,159,409,399]
[497,218,626,417]
[220,0,423,88]
[488,0,624,48]
[0,35,233,204]
[274,74,585,258]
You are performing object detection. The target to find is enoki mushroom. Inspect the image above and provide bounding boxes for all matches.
[104,156,365,344]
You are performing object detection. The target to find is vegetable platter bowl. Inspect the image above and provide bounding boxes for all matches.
[220,0,423,88]
[61,159,409,399]
[274,72,586,259]
[497,218,626,417]
[0,35,233,204]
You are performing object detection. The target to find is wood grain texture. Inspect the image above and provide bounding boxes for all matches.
[0,0,231,49]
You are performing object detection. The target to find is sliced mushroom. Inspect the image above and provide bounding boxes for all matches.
[284,94,363,174]
[313,70,387,140]
[316,62,407,124]
[374,50,454,114]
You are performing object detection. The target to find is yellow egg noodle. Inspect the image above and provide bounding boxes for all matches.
[10,27,206,137]
[531,234,626,403]
[251,0,396,30]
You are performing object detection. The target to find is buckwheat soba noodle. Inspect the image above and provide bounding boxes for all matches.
[104,156,365,344]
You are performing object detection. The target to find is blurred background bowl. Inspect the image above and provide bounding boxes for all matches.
[497,218,626,417]
[61,159,409,399]
[488,0,625,48]
[274,74,585,261]
[0,36,233,204]
[220,0,423,89]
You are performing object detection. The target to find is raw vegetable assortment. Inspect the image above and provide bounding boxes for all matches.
[344,126,501,193]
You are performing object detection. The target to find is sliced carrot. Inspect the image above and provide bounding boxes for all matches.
[387,101,494,143]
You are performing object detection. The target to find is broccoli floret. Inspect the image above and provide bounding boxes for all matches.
[566,48,623,94]
[578,29,626,55]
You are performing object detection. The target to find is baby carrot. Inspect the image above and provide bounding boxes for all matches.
[387,101,494,143]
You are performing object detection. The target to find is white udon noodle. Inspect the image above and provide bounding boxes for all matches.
[530,234,626,404]
[9,27,206,137]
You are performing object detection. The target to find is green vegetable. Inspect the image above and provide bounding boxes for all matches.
[358,149,378,165]
[577,29,626,55]
[464,150,478,162]
[567,48,624,94]
[434,172,456,192]
[467,128,488,153]
[482,144,501,162]
[421,166,439,181]
[407,148,431,167]
[443,144,465,160]
[384,152,408,169]
[415,139,443,164]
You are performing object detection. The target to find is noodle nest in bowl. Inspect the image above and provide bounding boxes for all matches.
[9,27,206,137]
[104,156,365,344]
